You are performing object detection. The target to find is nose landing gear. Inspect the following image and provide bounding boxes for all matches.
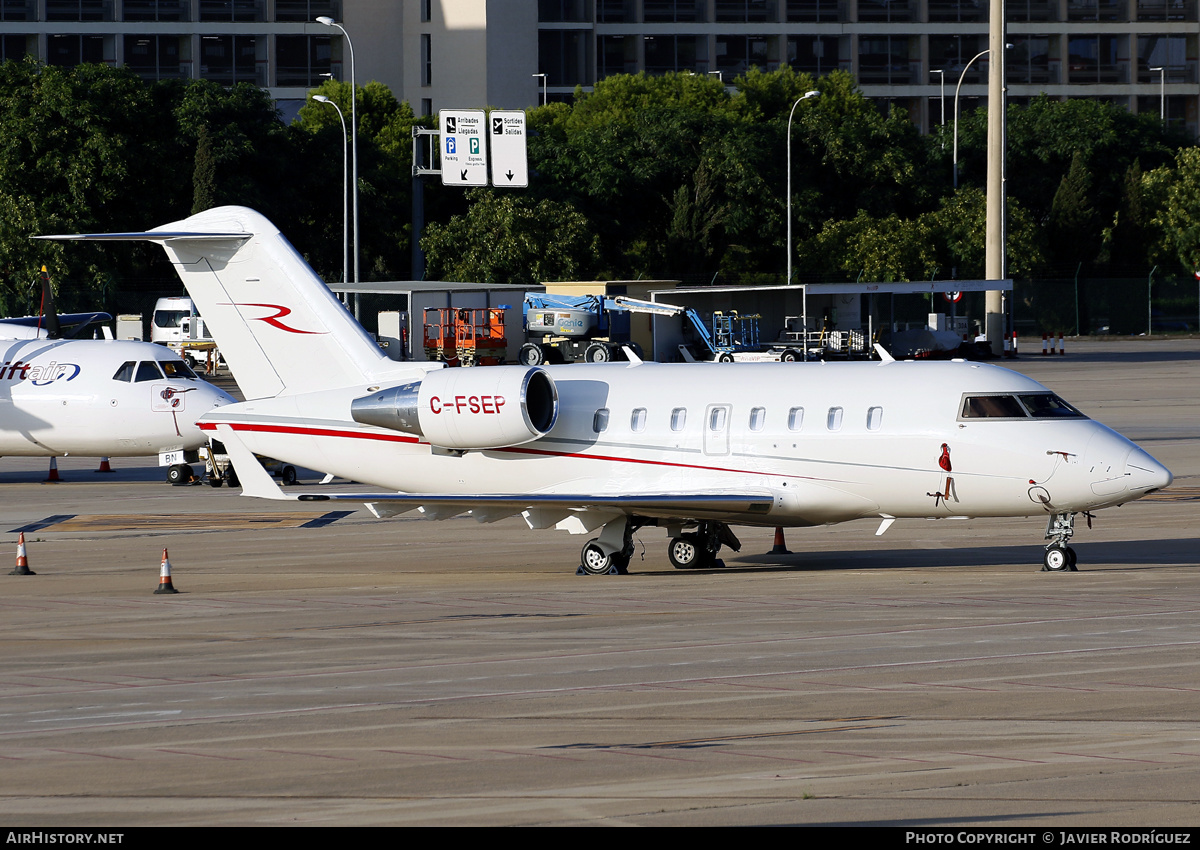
[1042,511,1078,572]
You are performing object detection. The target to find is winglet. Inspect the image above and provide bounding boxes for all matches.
[874,343,895,363]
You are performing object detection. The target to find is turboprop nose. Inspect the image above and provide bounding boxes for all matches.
[1124,446,1172,496]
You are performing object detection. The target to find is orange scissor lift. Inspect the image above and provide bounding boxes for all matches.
[423,307,508,366]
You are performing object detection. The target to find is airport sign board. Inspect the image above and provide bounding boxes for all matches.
[439,109,488,187]
[488,110,528,188]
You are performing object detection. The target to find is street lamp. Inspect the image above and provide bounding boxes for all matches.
[1150,65,1165,121]
[931,68,945,127]
[316,16,359,300]
[533,73,547,106]
[786,89,821,359]
[313,95,348,289]
[953,49,991,189]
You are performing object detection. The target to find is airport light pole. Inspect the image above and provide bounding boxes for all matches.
[931,69,945,127]
[317,16,359,303]
[1150,65,1165,120]
[953,49,990,189]
[787,89,821,361]
[313,95,348,289]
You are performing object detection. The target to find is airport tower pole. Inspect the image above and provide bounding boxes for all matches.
[786,90,821,359]
[984,0,1007,355]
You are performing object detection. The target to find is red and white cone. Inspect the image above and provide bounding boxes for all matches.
[154,548,179,594]
[770,526,792,555]
[10,532,34,576]
[1011,331,1018,357]
[45,457,60,483]
[1057,333,1065,355]
[95,457,113,473]
[1041,333,1049,355]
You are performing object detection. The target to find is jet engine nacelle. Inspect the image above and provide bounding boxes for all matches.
[350,366,558,450]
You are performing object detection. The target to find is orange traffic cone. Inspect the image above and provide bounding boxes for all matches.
[95,457,113,473]
[45,457,60,483]
[154,548,179,594]
[10,532,34,576]
[770,526,792,555]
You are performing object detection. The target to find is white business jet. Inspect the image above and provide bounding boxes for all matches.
[40,207,1172,572]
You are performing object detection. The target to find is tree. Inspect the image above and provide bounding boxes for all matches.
[422,189,600,285]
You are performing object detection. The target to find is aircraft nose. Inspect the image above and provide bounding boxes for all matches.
[1124,446,1172,495]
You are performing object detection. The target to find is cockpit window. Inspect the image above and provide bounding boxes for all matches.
[135,361,165,382]
[1019,393,1085,418]
[113,361,135,382]
[961,393,1086,420]
[961,395,1027,418]
[159,359,197,379]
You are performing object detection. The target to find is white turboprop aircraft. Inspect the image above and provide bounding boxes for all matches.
[41,207,1172,572]
[0,339,235,479]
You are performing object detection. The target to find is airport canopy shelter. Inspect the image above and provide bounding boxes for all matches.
[647,279,1013,362]
[330,281,541,363]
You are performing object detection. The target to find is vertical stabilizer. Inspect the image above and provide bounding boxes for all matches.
[39,206,389,399]
[148,207,387,399]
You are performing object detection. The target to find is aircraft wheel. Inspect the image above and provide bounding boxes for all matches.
[518,343,545,366]
[226,469,239,488]
[207,476,223,488]
[580,539,618,575]
[1043,545,1072,572]
[281,465,298,486]
[780,349,799,362]
[668,535,701,569]
[717,353,735,363]
[167,464,190,485]
[1067,546,1078,571]
[584,343,613,363]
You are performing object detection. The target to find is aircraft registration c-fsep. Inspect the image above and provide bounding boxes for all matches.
[40,207,1173,574]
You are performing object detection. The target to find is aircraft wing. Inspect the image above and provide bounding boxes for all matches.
[299,490,775,524]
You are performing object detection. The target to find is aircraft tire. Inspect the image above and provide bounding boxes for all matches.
[167,464,190,485]
[226,468,239,488]
[668,535,702,569]
[580,539,619,575]
[1043,545,1072,572]
[282,465,298,486]
[208,476,223,488]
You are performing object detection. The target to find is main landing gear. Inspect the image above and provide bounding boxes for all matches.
[668,522,741,570]
[576,518,741,575]
[1042,511,1079,572]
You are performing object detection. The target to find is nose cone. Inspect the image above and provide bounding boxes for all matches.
[1124,446,1173,496]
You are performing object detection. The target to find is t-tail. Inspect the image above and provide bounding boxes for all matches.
[37,206,390,399]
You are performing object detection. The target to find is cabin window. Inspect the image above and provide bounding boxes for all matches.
[867,406,883,430]
[630,407,647,432]
[826,406,843,430]
[749,406,766,431]
[709,406,727,431]
[670,407,687,431]
[787,406,804,431]
[160,360,197,379]
[112,361,135,382]
[593,408,610,432]
[961,394,1028,419]
[135,361,164,382]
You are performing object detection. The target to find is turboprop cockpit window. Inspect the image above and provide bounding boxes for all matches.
[112,361,135,382]
[159,360,198,379]
[135,361,165,382]
[1019,393,1086,419]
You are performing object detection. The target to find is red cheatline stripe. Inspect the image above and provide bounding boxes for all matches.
[200,420,830,482]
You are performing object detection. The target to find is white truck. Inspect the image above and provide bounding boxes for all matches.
[151,296,218,369]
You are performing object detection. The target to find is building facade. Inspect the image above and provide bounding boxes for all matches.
[2,0,1196,136]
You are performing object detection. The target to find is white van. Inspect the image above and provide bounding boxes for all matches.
[151,296,216,368]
